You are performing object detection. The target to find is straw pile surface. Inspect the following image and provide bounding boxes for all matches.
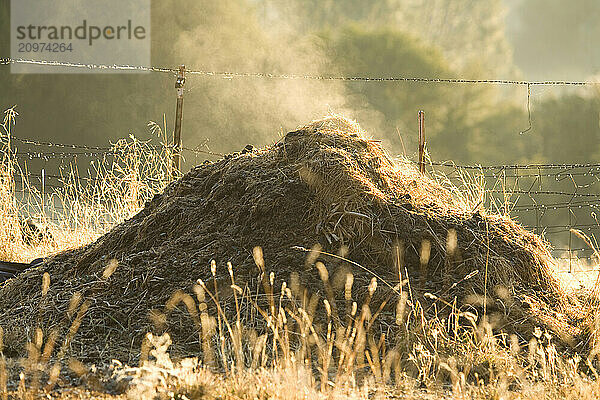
[0,116,587,363]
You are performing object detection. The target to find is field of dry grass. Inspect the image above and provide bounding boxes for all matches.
[1,109,600,399]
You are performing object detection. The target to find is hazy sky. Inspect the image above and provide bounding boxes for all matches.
[504,0,600,80]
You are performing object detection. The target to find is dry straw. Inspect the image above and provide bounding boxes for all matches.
[0,114,598,398]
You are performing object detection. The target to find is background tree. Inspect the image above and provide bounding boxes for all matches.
[318,24,504,162]
[534,93,600,163]
[260,0,516,78]
[0,0,598,167]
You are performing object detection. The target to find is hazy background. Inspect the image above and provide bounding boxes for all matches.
[1,0,599,165]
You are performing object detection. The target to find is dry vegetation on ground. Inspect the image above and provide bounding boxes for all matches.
[1,109,600,399]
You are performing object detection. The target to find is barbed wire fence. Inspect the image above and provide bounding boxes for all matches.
[2,132,216,231]
[2,57,600,276]
[429,161,600,275]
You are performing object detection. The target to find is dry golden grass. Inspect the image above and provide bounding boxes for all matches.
[2,260,600,400]
[0,107,173,264]
[1,110,600,399]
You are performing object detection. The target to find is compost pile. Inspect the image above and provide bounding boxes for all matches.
[0,117,589,363]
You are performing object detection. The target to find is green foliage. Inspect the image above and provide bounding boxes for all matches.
[253,0,396,31]
[320,24,451,122]
[0,0,340,155]
[0,0,598,169]
[318,24,502,162]
[394,0,514,77]
[0,0,367,162]
[266,0,514,77]
[468,104,537,164]
[533,93,600,163]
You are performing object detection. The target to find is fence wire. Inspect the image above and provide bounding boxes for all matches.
[3,57,600,86]
[6,136,600,270]
[2,57,600,273]
[429,161,600,272]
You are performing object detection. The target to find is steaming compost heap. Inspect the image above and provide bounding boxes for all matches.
[0,117,588,363]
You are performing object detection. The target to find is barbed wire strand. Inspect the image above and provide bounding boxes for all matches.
[4,57,600,268]
[2,57,600,86]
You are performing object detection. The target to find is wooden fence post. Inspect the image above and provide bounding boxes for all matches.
[418,110,425,174]
[41,168,45,220]
[172,65,185,179]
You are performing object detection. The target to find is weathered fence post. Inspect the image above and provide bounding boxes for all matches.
[41,168,45,222]
[418,110,425,174]
[172,65,186,179]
